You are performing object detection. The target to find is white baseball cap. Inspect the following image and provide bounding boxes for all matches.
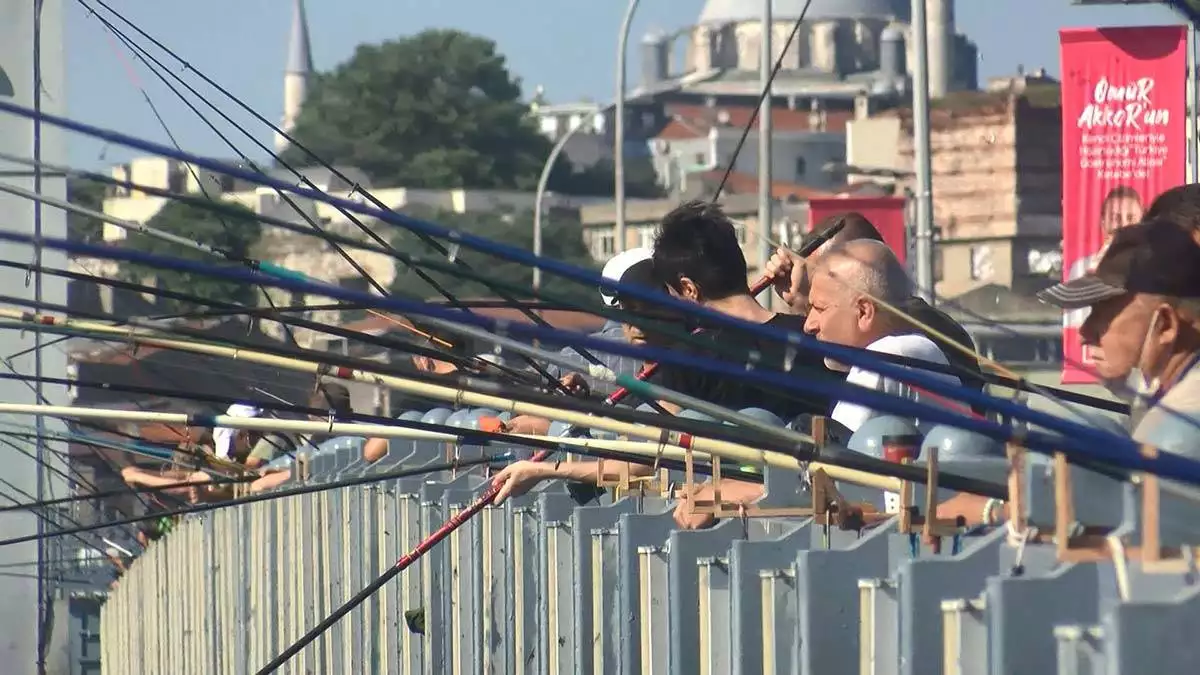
[213,403,262,459]
[599,247,656,307]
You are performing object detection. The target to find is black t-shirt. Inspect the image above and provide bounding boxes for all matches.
[902,297,986,406]
[655,313,837,422]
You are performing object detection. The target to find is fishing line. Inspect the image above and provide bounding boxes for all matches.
[1,229,1166,469]
[0,259,517,380]
[89,7,311,360]
[0,295,607,419]
[81,0,622,376]
[0,99,1138,443]
[0,453,510,548]
[711,0,814,201]
[0,472,124,566]
[78,1,608,396]
[8,157,1119,421]
[0,270,1142,475]
[0,434,154,542]
[0,332,170,517]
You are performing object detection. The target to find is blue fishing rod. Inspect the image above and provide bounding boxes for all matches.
[5,227,1193,487]
[0,97,1145,457]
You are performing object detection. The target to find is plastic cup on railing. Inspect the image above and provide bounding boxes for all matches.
[881,433,922,514]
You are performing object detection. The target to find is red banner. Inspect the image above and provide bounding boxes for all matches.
[1059,25,1187,384]
[807,197,907,264]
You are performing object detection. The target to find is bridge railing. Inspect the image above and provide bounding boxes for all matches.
[99,407,1200,675]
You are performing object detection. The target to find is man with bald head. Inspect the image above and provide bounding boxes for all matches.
[765,212,986,410]
[803,240,964,434]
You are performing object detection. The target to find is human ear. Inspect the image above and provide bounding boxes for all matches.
[678,277,701,302]
[855,297,875,331]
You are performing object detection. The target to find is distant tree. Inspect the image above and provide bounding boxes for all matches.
[558,154,664,199]
[118,200,262,311]
[280,29,558,191]
[279,29,663,198]
[387,207,600,308]
[65,177,106,243]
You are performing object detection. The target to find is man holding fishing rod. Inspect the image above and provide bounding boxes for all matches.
[488,201,838,527]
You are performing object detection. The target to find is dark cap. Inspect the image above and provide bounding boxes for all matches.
[1038,218,1200,310]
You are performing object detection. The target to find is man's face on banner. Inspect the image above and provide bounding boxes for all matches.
[1100,196,1143,238]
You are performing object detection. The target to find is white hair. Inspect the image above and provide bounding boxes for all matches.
[816,239,912,304]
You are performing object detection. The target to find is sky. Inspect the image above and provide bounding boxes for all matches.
[63,0,1180,169]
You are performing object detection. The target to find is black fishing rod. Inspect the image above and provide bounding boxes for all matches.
[0,473,126,565]
[0,294,605,414]
[0,259,524,381]
[11,222,1131,417]
[0,453,509,548]
[0,313,1011,503]
[0,457,258,514]
[78,3,604,399]
[0,372,762,517]
[83,0,623,391]
[253,2,831,667]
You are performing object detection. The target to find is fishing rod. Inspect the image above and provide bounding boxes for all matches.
[0,292,577,412]
[0,259,520,380]
[79,3,615,399]
[0,105,1147,455]
[1,230,1165,470]
[0,261,1156,493]
[13,159,1129,419]
[0,184,546,391]
[0,472,128,567]
[252,2,827,666]
[0,317,1023,493]
[0,466,258,515]
[0,453,509,548]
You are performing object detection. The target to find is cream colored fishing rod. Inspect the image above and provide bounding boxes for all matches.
[539,434,899,491]
[0,308,876,482]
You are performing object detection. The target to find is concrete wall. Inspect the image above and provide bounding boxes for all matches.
[0,2,71,672]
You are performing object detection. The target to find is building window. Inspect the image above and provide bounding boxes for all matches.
[638,225,657,250]
[168,165,188,194]
[694,152,707,167]
[590,231,616,259]
[733,222,748,244]
[969,245,994,281]
[794,156,807,179]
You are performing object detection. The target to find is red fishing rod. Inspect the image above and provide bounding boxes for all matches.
[254,222,843,673]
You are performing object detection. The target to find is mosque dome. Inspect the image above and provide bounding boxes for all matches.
[697,0,909,25]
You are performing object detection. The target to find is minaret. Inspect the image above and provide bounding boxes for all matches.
[275,0,313,154]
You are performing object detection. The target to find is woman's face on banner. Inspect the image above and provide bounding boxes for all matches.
[1100,196,1143,237]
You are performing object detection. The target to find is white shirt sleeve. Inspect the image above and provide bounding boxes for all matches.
[831,334,960,435]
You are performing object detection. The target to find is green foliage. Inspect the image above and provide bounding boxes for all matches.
[279,28,662,198]
[118,200,262,311]
[555,155,664,199]
[388,207,600,308]
[65,177,106,244]
[280,29,554,190]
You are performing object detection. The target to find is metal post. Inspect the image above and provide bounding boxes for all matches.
[614,0,640,255]
[911,0,936,304]
[758,0,773,309]
[1189,20,1198,183]
[32,2,48,673]
[534,109,605,291]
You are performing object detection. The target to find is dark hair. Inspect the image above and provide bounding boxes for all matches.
[1102,185,1141,210]
[652,200,748,301]
[815,211,884,246]
[310,382,353,418]
[1145,183,1200,231]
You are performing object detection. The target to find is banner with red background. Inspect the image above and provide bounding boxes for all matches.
[1059,25,1187,384]
[808,196,907,263]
